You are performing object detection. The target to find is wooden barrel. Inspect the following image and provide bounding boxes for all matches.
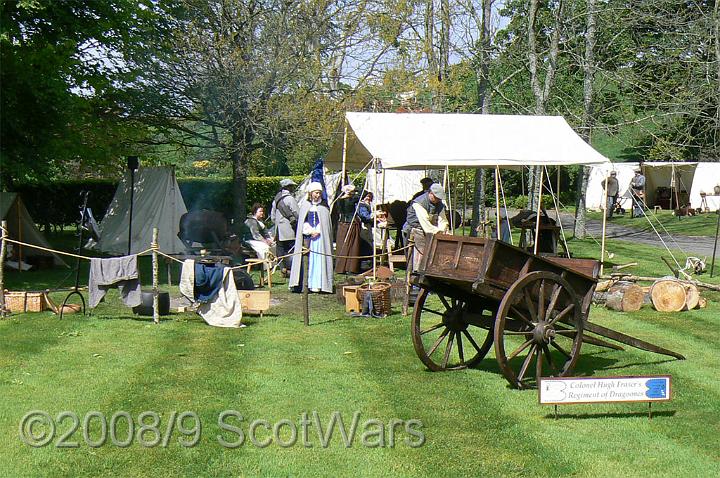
[650,279,686,312]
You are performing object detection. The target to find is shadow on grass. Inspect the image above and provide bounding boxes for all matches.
[542,410,676,420]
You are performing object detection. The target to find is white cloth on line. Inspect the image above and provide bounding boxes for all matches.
[179,259,243,328]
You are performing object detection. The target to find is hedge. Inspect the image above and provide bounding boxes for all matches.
[14,175,305,230]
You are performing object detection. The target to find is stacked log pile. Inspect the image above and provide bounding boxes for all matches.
[595,277,708,312]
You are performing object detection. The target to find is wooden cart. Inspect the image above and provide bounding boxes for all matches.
[410,234,684,389]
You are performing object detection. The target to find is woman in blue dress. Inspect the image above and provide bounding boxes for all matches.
[288,182,334,293]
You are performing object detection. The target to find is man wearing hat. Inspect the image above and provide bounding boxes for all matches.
[602,171,620,219]
[630,167,646,218]
[271,178,299,276]
[411,177,435,201]
[403,183,450,272]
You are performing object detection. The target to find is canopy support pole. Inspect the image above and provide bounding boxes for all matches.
[495,166,501,242]
[533,167,545,255]
[444,166,454,231]
[600,171,610,276]
[341,122,349,187]
[372,157,378,281]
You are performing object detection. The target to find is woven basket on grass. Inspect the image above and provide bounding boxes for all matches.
[356,282,391,316]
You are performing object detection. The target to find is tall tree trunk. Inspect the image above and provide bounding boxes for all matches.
[471,0,493,236]
[574,0,597,239]
[231,136,250,226]
[714,0,720,153]
[527,0,563,211]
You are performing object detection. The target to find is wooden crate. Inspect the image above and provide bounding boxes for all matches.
[343,285,361,313]
[4,291,47,313]
[238,290,270,317]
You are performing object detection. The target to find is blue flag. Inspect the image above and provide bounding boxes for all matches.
[311,158,327,201]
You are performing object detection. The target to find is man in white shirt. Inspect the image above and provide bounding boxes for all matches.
[402,183,449,271]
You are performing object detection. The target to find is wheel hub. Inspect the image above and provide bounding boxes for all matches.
[443,306,469,332]
[533,321,556,344]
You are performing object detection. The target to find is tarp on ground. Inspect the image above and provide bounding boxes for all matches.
[0,192,67,266]
[326,112,611,170]
[97,167,188,256]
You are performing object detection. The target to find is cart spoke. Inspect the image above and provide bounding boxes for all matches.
[421,307,444,317]
[504,330,534,335]
[427,328,450,357]
[549,303,575,325]
[555,328,578,336]
[438,295,452,310]
[543,345,559,375]
[420,322,445,335]
[523,288,537,322]
[535,346,543,381]
[509,306,534,326]
[550,340,572,359]
[457,332,465,364]
[462,329,483,354]
[537,279,546,321]
[442,332,455,368]
[507,338,534,361]
[517,344,537,382]
[546,283,562,317]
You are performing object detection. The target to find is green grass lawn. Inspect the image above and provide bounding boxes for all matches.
[588,209,720,237]
[1,237,719,477]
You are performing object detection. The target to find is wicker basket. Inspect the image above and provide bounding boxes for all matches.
[356,282,392,316]
[4,291,47,313]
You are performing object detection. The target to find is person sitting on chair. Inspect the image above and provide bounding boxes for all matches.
[244,203,275,261]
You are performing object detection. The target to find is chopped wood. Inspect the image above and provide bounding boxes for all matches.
[605,282,644,312]
[650,279,687,312]
[603,274,720,292]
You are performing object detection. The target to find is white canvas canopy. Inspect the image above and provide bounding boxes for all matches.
[295,171,344,206]
[0,192,67,267]
[363,168,428,204]
[97,167,188,256]
[326,112,610,170]
[689,162,720,211]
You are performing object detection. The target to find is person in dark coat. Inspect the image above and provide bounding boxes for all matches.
[335,184,362,274]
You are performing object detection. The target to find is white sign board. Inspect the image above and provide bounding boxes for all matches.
[539,376,672,405]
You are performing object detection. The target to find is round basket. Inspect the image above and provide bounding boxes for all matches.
[356,282,392,316]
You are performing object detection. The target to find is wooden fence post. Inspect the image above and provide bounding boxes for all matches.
[152,228,159,324]
[302,248,309,326]
[0,221,7,317]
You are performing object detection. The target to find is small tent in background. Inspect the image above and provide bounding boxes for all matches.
[585,163,638,210]
[96,167,188,256]
[0,192,67,267]
[689,162,720,211]
[641,162,698,210]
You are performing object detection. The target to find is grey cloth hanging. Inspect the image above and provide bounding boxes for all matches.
[88,256,142,308]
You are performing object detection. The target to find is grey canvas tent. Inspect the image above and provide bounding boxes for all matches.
[96,167,188,256]
[0,192,67,267]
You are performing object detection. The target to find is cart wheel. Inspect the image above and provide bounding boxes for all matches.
[494,271,583,389]
[411,288,494,371]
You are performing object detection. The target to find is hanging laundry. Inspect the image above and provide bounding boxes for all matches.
[88,256,142,308]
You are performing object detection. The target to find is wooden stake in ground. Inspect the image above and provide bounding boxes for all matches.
[302,247,309,326]
[152,228,159,324]
[0,220,6,317]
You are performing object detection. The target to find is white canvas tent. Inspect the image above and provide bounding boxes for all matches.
[586,161,720,211]
[96,167,188,256]
[585,162,638,209]
[364,168,428,204]
[326,112,610,170]
[0,192,67,267]
[689,162,720,211]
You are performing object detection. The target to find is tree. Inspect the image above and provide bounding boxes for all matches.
[0,0,153,187]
